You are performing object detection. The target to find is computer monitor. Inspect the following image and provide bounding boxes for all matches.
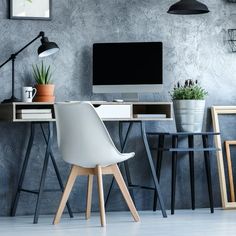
[92,42,163,100]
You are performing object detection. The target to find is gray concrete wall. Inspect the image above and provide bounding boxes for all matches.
[0,0,235,216]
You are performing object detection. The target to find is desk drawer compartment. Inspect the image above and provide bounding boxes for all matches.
[133,104,172,119]
[95,105,132,119]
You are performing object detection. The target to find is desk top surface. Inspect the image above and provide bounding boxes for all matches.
[0,101,173,122]
[0,101,172,105]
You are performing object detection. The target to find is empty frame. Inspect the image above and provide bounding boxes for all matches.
[211,106,236,209]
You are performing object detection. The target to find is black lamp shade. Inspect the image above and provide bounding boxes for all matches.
[38,37,59,58]
[167,0,210,15]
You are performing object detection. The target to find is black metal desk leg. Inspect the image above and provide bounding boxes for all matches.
[105,122,134,207]
[202,135,214,213]
[11,123,35,216]
[40,124,73,218]
[171,135,178,215]
[153,135,165,211]
[33,122,53,224]
[120,122,135,204]
[188,135,195,210]
[141,122,167,218]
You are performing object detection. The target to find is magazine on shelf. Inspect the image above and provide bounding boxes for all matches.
[16,113,52,119]
[134,114,167,118]
[16,109,52,114]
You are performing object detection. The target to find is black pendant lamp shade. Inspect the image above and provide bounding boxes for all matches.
[38,37,59,58]
[167,0,209,15]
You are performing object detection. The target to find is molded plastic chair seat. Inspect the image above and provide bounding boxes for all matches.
[53,102,140,227]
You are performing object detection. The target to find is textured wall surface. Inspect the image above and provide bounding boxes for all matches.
[0,0,235,216]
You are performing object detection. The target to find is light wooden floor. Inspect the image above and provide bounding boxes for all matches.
[0,209,236,236]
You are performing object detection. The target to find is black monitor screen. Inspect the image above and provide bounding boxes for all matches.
[93,42,163,85]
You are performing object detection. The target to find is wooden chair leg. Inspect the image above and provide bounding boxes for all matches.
[53,165,78,225]
[96,165,106,227]
[86,174,93,220]
[112,164,140,222]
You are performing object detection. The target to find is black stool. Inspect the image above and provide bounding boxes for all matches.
[147,132,220,215]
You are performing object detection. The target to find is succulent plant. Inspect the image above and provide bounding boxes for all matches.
[32,62,52,85]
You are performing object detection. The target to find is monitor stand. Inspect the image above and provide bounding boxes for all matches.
[121,93,139,102]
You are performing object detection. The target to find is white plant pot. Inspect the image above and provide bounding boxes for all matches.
[173,100,205,132]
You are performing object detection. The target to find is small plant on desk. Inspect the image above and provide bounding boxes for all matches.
[32,62,55,102]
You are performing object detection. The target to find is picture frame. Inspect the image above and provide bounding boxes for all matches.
[211,106,236,209]
[225,140,236,202]
[10,0,52,21]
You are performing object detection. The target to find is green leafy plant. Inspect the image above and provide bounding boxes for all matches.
[169,79,208,100]
[26,0,32,3]
[32,62,52,85]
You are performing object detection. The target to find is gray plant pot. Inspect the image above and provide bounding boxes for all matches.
[173,100,205,132]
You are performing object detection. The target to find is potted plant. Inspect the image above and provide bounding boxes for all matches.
[169,80,208,132]
[32,62,55,102]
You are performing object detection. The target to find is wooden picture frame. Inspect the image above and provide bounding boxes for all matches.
[225,140,236,202]
[10,0,52,21]
[211,106,236,208]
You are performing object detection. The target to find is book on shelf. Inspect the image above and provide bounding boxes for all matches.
[16,109,52,114]
[16,113,52,119]
[134,114,167,118]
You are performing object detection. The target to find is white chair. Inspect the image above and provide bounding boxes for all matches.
[53,102,140,226]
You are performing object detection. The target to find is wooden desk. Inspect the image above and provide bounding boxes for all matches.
[0,102,173,221]
[0,101,172,122]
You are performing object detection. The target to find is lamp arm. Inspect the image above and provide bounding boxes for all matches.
[0,31,45,69]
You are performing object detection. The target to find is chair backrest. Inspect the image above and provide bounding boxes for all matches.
[54,102,122,168]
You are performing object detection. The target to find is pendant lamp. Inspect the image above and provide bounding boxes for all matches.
[167,0,210,15]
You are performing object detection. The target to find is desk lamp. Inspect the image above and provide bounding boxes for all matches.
[0,31,59,103]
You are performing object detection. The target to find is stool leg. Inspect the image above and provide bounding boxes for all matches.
[33,122,53,224]
[11,123,35,216]
[171,135,178,215]
[202,135,214,213]
[188,135,195,210]
[153,135,165,211]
